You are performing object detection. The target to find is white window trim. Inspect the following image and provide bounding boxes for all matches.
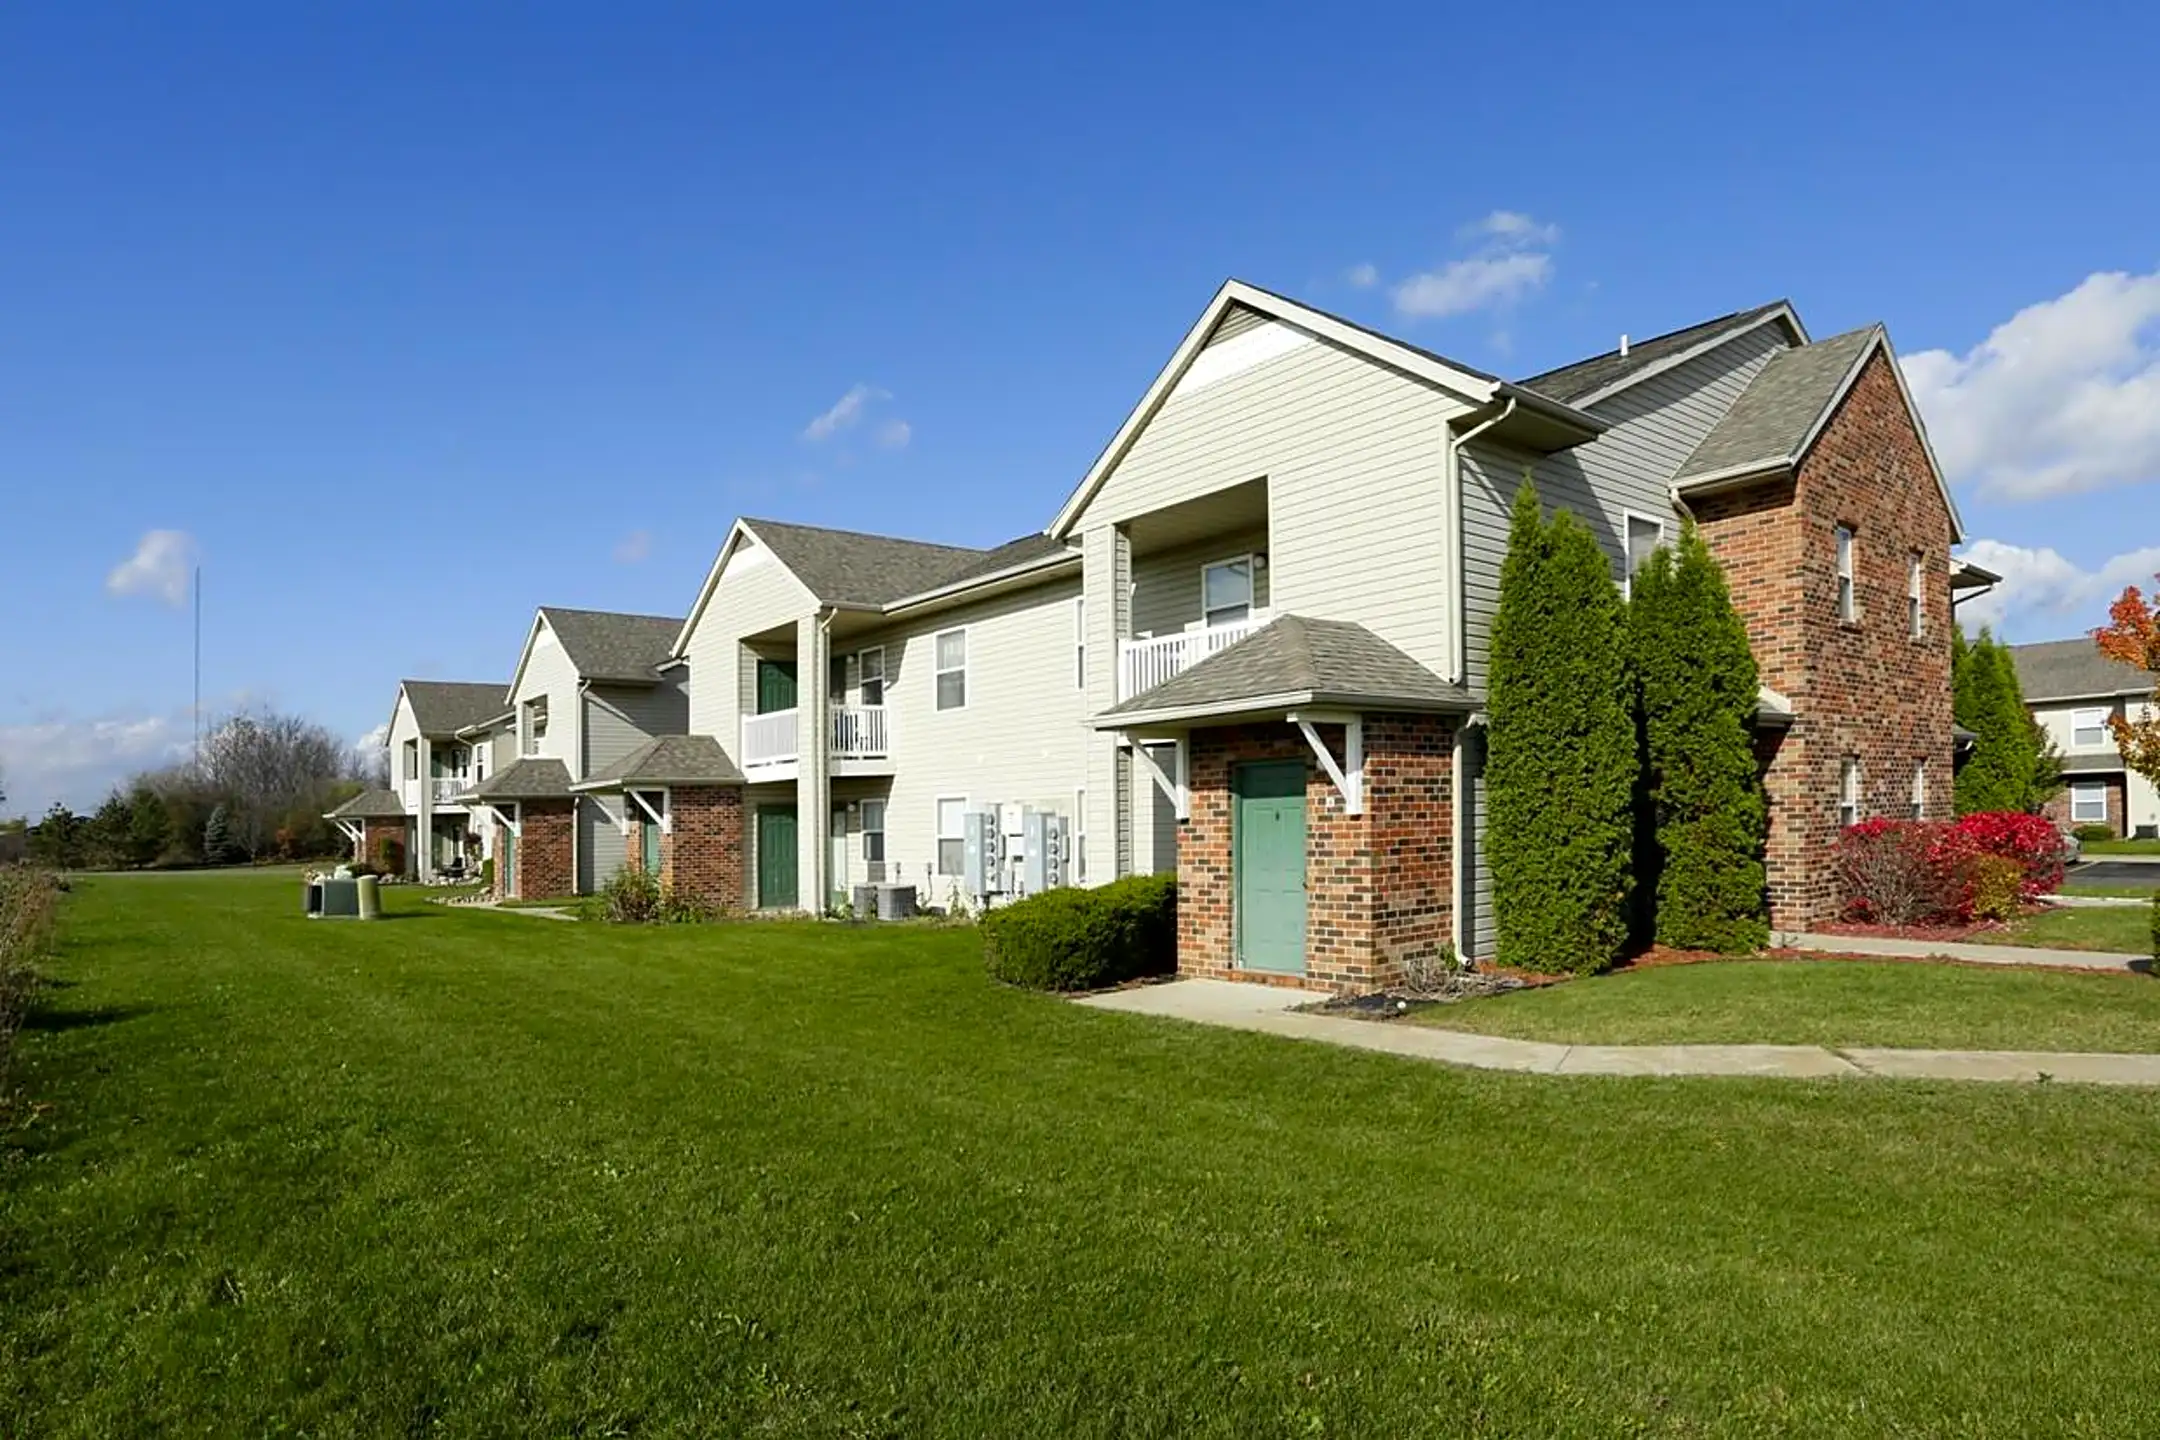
[2071,707,2109,748]
[1073,595,1086,690]
[1621,510,1666,600]
[857,646,885,707]
[1835,525,1857,622]
[1907,552,1926,639]
[860,798,887,863]
[2070,782,2109,825]
[1200,554,1256,629]
[935,794,969,876]
[1839,756,1862,828]
[1073,786,1088,885]
[1910,757,1927,819]
[933,627,968,712]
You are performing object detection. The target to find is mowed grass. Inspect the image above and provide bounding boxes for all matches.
[1974,902,2153,954]
[1412,959,2160,1052]
[4,879,2160,1436]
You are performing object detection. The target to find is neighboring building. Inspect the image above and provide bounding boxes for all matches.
[468,607,688,900]
[2010,638,2159,838]
[328,679,510,879]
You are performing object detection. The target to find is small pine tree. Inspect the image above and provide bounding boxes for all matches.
[1487,481,1636,975]
[1629,524,1769,952]
[128,787,170,868]
[203,805,238,866]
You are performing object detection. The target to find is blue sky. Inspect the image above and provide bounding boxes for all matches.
[4,2,2158,816]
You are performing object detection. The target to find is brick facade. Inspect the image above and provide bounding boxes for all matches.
[2044,774,2126,838]
[495,797,574,900]
[360,816,411,876]
[1178,714,1454,993]
[647,786,745,911]
[1694,351,1956,930]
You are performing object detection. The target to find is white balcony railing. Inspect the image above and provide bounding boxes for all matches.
[743,705,892,770]
[432,778,472,803]
[1117,609,1271,702]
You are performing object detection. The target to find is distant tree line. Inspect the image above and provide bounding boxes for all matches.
[21,709,383,871]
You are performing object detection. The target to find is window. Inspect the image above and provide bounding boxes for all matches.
[1623,513,1664,597]
[1073,787,1088,884]
[1202,556,1253,628]
[1835,525,1857,622]
[934,629,967,710]
[1910,757,1927,819]
[1908,552,1926,638]
[858,647,885,707]
[860,799,886,864]
[445,745,471,780]
[2071,707,2109,748]
[1839,757,1862,829]
[521,696,549,756]
[936,797,968,876]
[1073,596,1086,690]
[475,747,487,783]
[403,739,419,780]
[2071,783,2109,825]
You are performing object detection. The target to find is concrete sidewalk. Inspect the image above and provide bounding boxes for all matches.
[1075,979,2160,1086]
[1783,931,2147,972]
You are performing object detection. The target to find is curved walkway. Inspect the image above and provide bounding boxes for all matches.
[1076,979,2160,1086]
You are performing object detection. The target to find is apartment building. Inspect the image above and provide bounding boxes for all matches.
[2011,638,2160,838]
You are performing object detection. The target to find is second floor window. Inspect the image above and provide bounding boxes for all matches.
[1203,557,1253,628]
[1908,552,1926,638]
[935,628,968,711]
[1073,597,1086,689]
[522,697,548,755]
[1839,756,1862,829]
[858,647,885,707]
[403,739,419,781]
[1835,525,1857,622]
[2072,708,2109,748]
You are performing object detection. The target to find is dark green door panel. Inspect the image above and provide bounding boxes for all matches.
[756,805,799,909]
[756,660,798,715]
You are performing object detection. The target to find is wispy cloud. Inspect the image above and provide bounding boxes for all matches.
[105,529,197,608]
[1902,269,2160,502]
[1955,540,2160,639]
[0,710,191,817]
[803,383,891,442]
[1344,262,1379,289]
[1388,210,1560,322]
[611,530,652,565]
[874,419,912,450]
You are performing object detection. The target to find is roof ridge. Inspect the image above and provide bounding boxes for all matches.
[1521,299,1791,385]
[743,515,990,555]
[537,604,685,624]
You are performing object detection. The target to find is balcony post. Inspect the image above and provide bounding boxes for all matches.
[797,613,831,913]
[416,735,433,880]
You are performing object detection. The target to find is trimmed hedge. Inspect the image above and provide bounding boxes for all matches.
[983,874,1177,992]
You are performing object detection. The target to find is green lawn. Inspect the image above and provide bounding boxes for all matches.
[2079,836,2160,856]
[6,876,2160,1436]
[1972,902,2154,954]
[1412,959,2160,1052]
[2055,878,2160,899]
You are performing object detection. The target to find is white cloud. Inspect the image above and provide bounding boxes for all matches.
[1463,209,1561,247]
[611,529,652,564]
[353,722,388,755]
[1955,538,2160,638]
[105,530,198,607]
[1393,253,1553,319]
[802,383,890,442]
[1902,270,2160,502]
[873,419,912,450]
[1344,262,1379,289]
[0,711,190,818]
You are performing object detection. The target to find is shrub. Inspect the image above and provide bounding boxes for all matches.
[1834,819,1980,926]
[982,875,1177,992]
[1,868,63,1092]
[2074,824,2115,845]
[1955,810,2069,901]
[479,856,496,889]
[344,861,379,879]
[599,866,662,924]
[1487,482,1636,975]
[372,834,405,878]
[1967,855,2026,923]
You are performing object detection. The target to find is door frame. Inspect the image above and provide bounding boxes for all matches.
[1232,760,1308,975]
[755,803,800,910]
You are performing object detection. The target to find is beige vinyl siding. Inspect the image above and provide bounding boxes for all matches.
[848,576,1090,901]
[1205,303,1271,346]
[384,693,423,812]
[681,536,818,752]
[1456,323,1790,960]
[1079,327,1469,678]
[510,618,584,774]
[1129,527,1272,638]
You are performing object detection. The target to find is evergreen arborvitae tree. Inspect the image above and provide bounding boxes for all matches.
[1487,481,1636,975]
[128,787,170,868]
[203,804,238,866]
[1629,523,1769,952]
[1955,627,2055,813]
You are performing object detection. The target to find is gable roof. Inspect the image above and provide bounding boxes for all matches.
[1098,614,1477,727]
[464,757,575,800]
[1047,279,1604,540]
[572,734,744,789]
[533,607,684,685]
[1518,301,1804,407]
[325,787,407,820]
[741,518,1005,608]
[400,680,512,737]
[2010,638,2152,703]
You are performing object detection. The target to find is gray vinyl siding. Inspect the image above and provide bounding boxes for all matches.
[579,794,625,894]
[1456,323,1790,960]
[582,676,689,774]
[1129,527,1272,638]
[1078,323,1472,679]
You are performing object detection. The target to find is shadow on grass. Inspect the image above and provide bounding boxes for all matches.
[21,1004,153,1034]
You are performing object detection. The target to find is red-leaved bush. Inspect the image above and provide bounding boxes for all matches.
[1834,811,2069,926]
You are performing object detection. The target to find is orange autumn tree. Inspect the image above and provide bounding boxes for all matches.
[2095,580,2160,785]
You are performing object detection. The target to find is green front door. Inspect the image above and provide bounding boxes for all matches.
[756,805,799,909]
[756,659,798,714]
[1234,761,1306,975]
[640,806,662,875]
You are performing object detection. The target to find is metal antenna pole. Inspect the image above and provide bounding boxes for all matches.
[193,564,202,771]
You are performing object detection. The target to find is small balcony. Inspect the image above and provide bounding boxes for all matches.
[1117,609,1271,703]
[741,704,893,777]
[400,777,475,809]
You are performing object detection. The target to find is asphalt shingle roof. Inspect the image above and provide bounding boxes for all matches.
[579,734,744,788]
[744,518,1076,608]
[1101,614,1477,721]
[1675,327,1879,482]
[2010,639,2152,703]
[463,757,575,800]
[403,680,512,736]
[1518,301,1793,405]
[325,787,408,819]
[538,608,684,684]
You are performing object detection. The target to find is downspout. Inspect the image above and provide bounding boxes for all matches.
[1445,395,1514,966]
